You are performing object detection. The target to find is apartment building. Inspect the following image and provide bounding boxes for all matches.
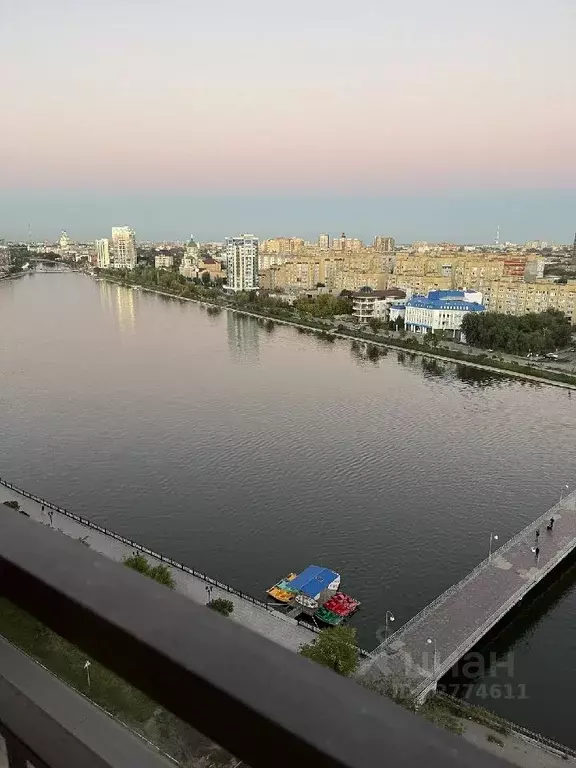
[155,254,174,269]
[94,238,110,269]
[483,279,576,323]
[260,252,387,292]
[111,227,137,270]
[225,234,259,291]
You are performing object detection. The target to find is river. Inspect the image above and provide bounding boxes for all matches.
[1,271,576,745]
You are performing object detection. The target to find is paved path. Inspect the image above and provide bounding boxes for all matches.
[0,484,316,653]
[358,490,576,700]
[462,721,576,768]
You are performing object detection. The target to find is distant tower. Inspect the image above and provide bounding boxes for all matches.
[494,225,500,246]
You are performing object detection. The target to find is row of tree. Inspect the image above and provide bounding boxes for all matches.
[461,309,572,355]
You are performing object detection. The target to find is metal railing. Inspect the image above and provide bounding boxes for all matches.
[0,479,273,612]
[367,490,576,660]
[0,508,509,768]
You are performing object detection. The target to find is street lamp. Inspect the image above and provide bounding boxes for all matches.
[560,484,569,503]
[488,533,499,562]
[426,638,437,673]
[384,610,395,641]
[84,660,91,689]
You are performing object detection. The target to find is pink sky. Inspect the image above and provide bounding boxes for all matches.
[1,0,575,193]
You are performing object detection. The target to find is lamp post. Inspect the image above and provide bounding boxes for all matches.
[426,638,437,674]
[205,585,213,604]
[488,533,499,562]
[84,660,91,689]
[560,484,569,503]
[384,610,395,641]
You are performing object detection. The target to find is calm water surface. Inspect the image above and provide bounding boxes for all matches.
[1,272,576,744]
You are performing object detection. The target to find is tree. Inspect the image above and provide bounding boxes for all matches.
[207,598,234,617]
[3,500,20,510]
[368,317,383,334]
[123,554,175,589]
[299,626,359,676]
[201,271,211,286]
[461,309,572,355]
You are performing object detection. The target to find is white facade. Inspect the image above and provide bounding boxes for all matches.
[155,254,174,269]
[404,290,485,337]
[225,234,259,291]
[111,227,137,270]
[352,288,406,324]
[59,231,70,254]
[95,238,110,269]
[353,295,389,323]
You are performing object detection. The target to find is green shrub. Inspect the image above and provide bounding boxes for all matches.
[207,598,234,617]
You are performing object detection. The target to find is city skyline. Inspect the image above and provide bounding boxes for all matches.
[1,0,574,239]
[1,190,575,245]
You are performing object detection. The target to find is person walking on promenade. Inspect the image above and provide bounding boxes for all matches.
[547,517,555,531]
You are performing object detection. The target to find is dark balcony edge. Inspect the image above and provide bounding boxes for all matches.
[0,512,508,768]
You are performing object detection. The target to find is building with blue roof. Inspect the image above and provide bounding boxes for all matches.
[404,289,485,340]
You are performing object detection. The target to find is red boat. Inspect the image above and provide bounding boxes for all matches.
[315,593,360,625]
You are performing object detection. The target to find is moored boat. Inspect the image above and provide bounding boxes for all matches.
[266,572,297,603]
[266,565,340,604]
[315,593,360,625]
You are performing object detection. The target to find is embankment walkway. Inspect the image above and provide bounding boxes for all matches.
[0,479,316,653]
[357,489,576,701]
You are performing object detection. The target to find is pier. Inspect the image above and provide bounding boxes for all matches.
[358,489,576,702]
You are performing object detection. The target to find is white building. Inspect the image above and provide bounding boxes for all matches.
[111,227,137,270]
[404,290,484,338]
[155,254,174,269]
[318,233,330,249]
[352,287,406,324]
[225,234,259,291]
[95,238,110,269]
[59,231,71,254]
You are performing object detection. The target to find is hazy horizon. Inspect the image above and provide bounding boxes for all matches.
[1,0,574,241]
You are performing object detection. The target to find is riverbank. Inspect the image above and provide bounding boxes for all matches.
[0,479,317,653]
[97,273,576,392]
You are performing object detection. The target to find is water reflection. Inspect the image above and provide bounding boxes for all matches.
[421,357,445,378]
[98,282,136,333]
[227,312,260,362]
[350,340,388,365]
[455,364,499,388]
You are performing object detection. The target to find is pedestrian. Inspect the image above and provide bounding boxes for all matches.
[535,529,540,540]
[550,517,555,530]
[41,505,44,512]
[535,546,540,559]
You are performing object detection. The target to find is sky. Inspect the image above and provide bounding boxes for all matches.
[1,0,575,242]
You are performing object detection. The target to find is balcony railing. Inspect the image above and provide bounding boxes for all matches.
[0,510,509,768]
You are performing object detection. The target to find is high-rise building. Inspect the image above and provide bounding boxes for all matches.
[59,231,70,254]
[95,238,110,269]
[225,234,259,291]
[111,227,137,269]
[318,233,330,249]
[373,236,395,253]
